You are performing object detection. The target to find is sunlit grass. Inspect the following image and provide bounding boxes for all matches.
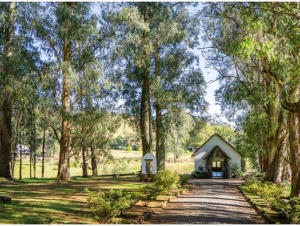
[12,150,194,179]
[2,150,195,224]
[0,175,148,224]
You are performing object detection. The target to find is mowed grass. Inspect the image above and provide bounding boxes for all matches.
[1,151,194,224]
[0,176,146,224]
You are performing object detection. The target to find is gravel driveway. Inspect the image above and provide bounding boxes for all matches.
[144,179,266,224]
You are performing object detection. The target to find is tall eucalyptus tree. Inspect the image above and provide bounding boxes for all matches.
[201,2,300,197]
[0,2,16,178]
[151,3,207,170]
[31,2,102,181]
[0,2,40,178]
[109,3,207,170]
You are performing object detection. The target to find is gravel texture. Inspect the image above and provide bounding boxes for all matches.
[144,179,266,224]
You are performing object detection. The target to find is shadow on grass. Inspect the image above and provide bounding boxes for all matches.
[0,198,94,224]
[0,175,146,224]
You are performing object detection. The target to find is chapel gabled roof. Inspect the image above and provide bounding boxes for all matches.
[202,145,231,160]
[191,134,241,157]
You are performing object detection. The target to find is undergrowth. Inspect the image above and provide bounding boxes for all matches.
[242,176,299,224]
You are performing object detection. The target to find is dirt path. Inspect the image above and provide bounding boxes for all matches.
[144,179,266,224]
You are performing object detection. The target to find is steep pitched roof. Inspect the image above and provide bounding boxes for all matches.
[202,145,232,160]
[191,134,241,157]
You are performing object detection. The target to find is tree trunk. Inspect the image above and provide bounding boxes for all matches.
[41,127,46,178]
[140,75,152,154]
[139,10,152,156]
[154,42,164,171]
[30,147,32,178]
[156,103,165,171]
[281,88,300,197]
[12,112,23,178]
[264,94,283,182]
[19,132,22,180]
[288,110,300,197]
[0,2,15,179]
[82,147,88,177]
[56,2,72,182]
[91,147,98,176]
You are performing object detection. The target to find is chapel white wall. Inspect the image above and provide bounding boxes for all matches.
[194,135,241,171]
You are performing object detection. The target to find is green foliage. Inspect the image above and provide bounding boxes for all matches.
[109,135,127,150]
[112,160,128,175]
[70,161,79,168]
[138,146,142,152]
[179,174,191,185]
[229,163,243,178]
[165,109,195,159]
[127,145,132,152]
[243,179,300,223]
[85,188,132,224]
[140,185,159,205]
[188,122,236,148]
[153,169,180,192]
[191,166,207,179]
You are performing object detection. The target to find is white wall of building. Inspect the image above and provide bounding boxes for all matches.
[193,135,241,171]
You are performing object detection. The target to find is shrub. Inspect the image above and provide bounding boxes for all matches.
[112,160,128,175]
[127,145,132,152]
[139,185,159,206]
[109,135,127,150]
[70,161,79,168]
[153,169,180,192]
[242,179,300,223]
[191,166,207,179]
[179,174,191,185]
[85,188,132,224]
[229,163,243,178]
[288,198,300,224]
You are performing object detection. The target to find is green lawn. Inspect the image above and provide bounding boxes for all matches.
[0,176,145,224]
[1,152,194,224]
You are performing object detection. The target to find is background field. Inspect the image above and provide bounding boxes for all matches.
[13,150,194,179]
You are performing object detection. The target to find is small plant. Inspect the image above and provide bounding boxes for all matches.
[191,166,207,179]
[179,174,191,185]
[241,179,300,223]
[138,146,142,152]
[127,145,132,152]
[70,161,79,168]
[229,163,243,178]
[153,169,180,192]
[140,185,158,206]
[112,160,128,175]
[85,188,132,224]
